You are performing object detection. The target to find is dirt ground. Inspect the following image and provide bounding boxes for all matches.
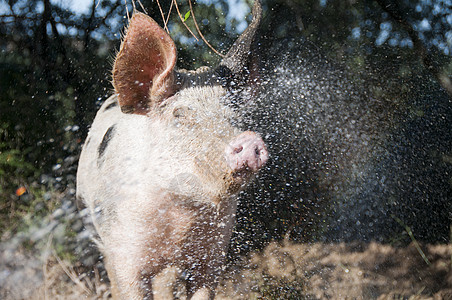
[217,242,452,299]
[2,241,452,299]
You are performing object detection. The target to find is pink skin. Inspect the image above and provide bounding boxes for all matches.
[225,131,269,175]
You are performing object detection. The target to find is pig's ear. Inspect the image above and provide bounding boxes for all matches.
[218,0,262,83]
[113,13,177,114]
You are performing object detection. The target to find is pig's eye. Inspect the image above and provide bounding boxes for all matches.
[172,106,195,126]
[173,107,188,118]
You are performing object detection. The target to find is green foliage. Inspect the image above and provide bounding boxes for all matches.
[0,121,36,224]
[0,122,35,177]
[184,11,190,22]
[1,183,50,236]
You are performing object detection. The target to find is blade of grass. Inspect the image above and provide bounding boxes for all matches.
[391,214,430,265]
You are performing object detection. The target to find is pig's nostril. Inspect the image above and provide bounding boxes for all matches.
[226,131,268,174]
[255,146,260,156]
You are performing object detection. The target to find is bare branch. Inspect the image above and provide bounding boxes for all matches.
[165,0,174,30]
[173,0,199,41]
[156,0,169,32]
[188,0,224,57]
[136,0,147,14]
[375,0,452,99]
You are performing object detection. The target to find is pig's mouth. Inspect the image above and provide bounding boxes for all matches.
[233,169,253,180]
[228,157,265,188]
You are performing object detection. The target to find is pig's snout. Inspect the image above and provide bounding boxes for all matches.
[226,131,268,174]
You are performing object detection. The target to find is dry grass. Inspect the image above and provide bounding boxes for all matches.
[39,253,107,299]
[3,241,452,300]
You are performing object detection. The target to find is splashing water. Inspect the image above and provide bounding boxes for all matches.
[233,37,452,249]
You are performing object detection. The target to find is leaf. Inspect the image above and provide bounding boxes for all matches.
[15,186,26,197]
[184,11,190,22]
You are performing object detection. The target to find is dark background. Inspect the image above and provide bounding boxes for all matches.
[1,0,451,252]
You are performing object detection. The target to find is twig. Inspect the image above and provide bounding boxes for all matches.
[137,0,147,14]
[173,0,199,41]
[165,0,174,30]
[188,0,224,57]
[124,0,130,21]
[43,235,52,300]
[375,0,452,99]
[99,0,122,29]
[53,250,91,295]
[156,0,169,32]
[93,267,103,297]
[391,214,430,266]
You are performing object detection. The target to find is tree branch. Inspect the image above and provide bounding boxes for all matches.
[375,0,452,99]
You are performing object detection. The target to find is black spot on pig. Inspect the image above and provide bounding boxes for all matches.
[84,137,91,148]
[98,125,116,160]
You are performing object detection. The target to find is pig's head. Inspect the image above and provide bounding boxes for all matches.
[111,1,267,204]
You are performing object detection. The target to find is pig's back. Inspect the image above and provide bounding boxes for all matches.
[76,96,151,232]
[77,96,120,198]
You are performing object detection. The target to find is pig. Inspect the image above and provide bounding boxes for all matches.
[76,1,266,299]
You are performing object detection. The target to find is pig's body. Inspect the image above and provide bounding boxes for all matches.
[78,86,241,212]
[77,2,265,299]
[78,87,241,297]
